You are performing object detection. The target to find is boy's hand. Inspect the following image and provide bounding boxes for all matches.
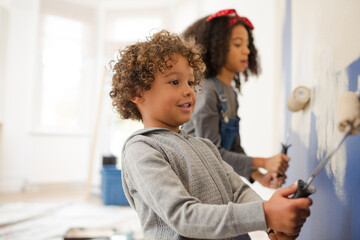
[263,182,312,235]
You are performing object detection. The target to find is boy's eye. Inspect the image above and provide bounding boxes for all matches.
[170,80,179,85]
[188,81,195,87]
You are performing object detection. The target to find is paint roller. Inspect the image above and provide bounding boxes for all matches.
[268,91,360,236]
[281,86,311,154]
[276,86,311,178]
[291,90,360,198]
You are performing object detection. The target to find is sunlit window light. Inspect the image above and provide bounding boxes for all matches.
[40,15,84,129]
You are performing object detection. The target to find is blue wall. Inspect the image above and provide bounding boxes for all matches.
[283,1,360,239]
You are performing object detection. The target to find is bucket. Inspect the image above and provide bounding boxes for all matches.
[101,166,129,206]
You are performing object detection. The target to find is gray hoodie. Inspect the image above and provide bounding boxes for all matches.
[121,128,267,240]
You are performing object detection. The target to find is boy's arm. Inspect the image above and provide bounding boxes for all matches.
[216,147,312,237]
[201,137,264,203]
[122,141,267,239]
[219,158,264,203]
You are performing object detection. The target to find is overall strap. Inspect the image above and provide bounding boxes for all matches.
[210,77,228,112]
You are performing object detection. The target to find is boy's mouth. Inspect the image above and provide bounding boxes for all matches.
[178,102,193,111]
[179,103,191,107]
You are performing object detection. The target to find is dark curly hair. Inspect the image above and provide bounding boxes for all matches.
[110,30,206,121]
[182,14,261,90]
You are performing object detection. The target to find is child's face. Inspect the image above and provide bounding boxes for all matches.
[134,54,196,132]
[224,24,250,74]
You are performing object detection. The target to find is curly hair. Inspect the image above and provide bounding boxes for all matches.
[110,30,206,121]
[182,15,261,90]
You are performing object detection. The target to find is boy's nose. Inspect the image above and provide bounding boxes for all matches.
[184,89,192,96]
[183,86,194,97]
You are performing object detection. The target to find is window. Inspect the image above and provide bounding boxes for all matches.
[40,15,83,128]
[35,0,96,133]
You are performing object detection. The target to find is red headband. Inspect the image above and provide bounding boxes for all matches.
[206,9,254,30]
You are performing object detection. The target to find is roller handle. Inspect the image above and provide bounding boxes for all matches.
[277,143,292,177]
[267,179,315,237]
[281,143,292,154]
[291,179,316,199]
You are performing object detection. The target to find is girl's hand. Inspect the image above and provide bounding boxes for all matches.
[263,153,290,175]
[257,172,286,189]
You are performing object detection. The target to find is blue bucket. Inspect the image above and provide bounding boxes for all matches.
[101,166,129,206]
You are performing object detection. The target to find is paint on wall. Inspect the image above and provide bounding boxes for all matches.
[284,0,360,238]
[311,54,348,201]
[291,0,360,202]
[282,0,291,136]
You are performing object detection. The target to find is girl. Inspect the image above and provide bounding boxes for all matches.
[182,9,289,188]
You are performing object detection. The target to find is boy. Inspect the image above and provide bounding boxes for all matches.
[110,30,312,240]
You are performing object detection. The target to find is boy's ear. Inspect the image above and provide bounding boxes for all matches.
[131,96,144,104]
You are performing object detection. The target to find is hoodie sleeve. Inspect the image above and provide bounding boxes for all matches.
[121,140,267,239]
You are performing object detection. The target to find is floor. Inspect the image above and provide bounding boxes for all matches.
[0,181,273,240]
[0,184,143,240]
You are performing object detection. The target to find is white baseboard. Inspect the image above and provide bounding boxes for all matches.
[23,181,87,192]
[0,176,25,193]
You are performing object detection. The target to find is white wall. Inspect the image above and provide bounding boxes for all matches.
[0,6,8,125]
[0,5,9,189]
[0,0,40,192]
[0,0,279,193]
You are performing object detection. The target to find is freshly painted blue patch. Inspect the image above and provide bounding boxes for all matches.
[285,113,318,240]
[305,113,351,239]
[344,56,360,238]
[347,57,360,92]
[287,59,360,239]
[283,0,292,138]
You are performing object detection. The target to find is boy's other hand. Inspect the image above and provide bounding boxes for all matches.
[263,182,312,235]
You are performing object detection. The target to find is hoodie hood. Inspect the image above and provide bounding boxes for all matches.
[121,127,190,154]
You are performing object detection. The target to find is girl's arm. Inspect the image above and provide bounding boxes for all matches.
[252,154,290,176]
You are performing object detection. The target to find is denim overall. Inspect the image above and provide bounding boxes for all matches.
[211,78,240,151]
